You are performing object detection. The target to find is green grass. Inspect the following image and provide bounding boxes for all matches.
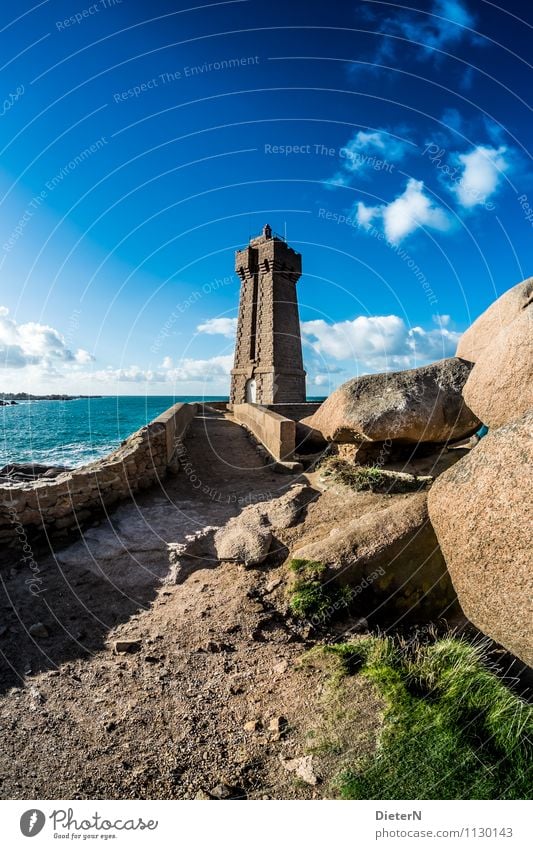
[320,458,431,493]
[288,559,352,625]
[320,636,533,800]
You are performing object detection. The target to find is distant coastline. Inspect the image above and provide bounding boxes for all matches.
[1,393,102,406]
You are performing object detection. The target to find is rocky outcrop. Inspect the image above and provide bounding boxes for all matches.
[303,358,479,445]
[0,463,70,483]
[292,492,456,621]
[428,411,533,666]
[213,484,314,566]
[462,304,532,429]
[456,276,533,363]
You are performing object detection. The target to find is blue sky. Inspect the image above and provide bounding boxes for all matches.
[0,0,531,396]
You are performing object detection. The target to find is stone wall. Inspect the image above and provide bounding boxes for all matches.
[0,402,196,551]
[264,403,323,421]
[231,404,295,461]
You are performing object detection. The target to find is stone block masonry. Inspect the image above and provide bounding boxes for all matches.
[264,403,323,422]
[0,402,196,553]
[232,404,296,461]
[230,225,306,405]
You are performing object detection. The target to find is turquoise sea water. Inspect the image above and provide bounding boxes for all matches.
[0,395,326,468]
[0,396,227,469]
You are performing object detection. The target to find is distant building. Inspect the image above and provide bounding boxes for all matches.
[230,225,306,405]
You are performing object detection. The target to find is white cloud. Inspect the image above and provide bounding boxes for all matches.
[379,0,478,57]
[0,305,236,395]
[341,131,409,171]
[311,372,344,389]
[166,355,233,382]
[303,315,406,362]
[90,366,166,384]
[356,178,451,243]
[441,108,463,132]
[350,1,482,86]
[89,354,234,385]
[0,306,92,369]
[302,314,461,372]
[197,317,237,338]
[451,144,509,208]
[326,129,411,187]
[323,171,349,189]
[74,349,93,364]
[383,179,450,241]
[355,201,380,228]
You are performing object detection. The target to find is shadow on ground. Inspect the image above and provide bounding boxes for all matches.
[0,409,305,694]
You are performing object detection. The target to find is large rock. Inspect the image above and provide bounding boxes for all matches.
[213,484,314,566]
[214,514,272,566]
[293,493,456,621]
[428,411,533,666]
[260,483,315,528]
[304,358,479,444]
[456,277,533,363]
[462,308,533,428]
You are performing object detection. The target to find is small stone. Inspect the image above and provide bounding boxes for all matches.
[244,719,261,732]
[281,755,319,786]
[114,639,141,654]
[210,783,232,800]
[268,716,288,735]
[29,686,45,703]
[29,623,49,639]
[264,577,283,594]
[194,790,212,800]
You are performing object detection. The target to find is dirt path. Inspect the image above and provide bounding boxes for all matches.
[0,408,383,799]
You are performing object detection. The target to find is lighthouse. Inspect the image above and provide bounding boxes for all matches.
[230,225,306,405]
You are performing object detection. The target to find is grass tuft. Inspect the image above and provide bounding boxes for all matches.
[287,559,352,625]
[320,457,431,493]
[322,635,533,800]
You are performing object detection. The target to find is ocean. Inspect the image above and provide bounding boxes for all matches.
[0,396,227,469]
[0,395,326,469]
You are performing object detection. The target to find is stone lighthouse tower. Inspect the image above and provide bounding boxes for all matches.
[230,225,306,405]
